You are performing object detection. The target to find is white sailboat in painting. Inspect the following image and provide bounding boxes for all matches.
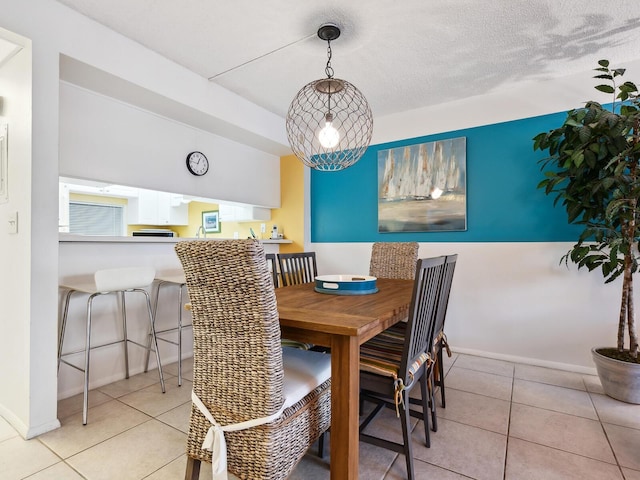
[380,149,397,201]
[415,144,431,199]
[431,141,447,197]
[446,153,460,192]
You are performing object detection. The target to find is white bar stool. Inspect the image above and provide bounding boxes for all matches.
[58,267,166,425]
[144,272,191,386]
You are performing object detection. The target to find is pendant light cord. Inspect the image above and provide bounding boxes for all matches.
[208,32,316,81]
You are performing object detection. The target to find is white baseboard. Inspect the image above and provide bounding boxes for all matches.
[0,404,60,439]
[452,347,598,376]
[57,351,187,400]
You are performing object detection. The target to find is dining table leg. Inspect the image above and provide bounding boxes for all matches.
[329,334,360,479]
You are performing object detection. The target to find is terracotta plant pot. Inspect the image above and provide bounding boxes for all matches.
[592,347,640,404]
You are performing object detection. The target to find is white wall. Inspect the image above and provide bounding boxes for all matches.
[311,242,621,373]
[59,83,281,208]
[0,32,57,438]
[0,0,290,438]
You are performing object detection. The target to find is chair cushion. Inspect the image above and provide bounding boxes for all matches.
[359,322,406,377]
[282,347,331,409]
[360,323,430,380]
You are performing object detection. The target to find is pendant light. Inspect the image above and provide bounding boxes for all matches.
[286,24,373,171]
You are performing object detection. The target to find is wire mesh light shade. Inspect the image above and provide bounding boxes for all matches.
[286,77,373,171]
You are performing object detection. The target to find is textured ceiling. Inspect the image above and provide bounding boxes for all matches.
[54,0,640,120]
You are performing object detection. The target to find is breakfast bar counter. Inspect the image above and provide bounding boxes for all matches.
[57,235,291,400]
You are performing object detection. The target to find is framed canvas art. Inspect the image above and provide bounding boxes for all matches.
[378,137,466,232]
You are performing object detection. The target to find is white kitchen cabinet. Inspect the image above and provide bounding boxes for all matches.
[127,190,188,225]
[218,204,271,222]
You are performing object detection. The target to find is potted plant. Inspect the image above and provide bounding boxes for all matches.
[533,59,640,403]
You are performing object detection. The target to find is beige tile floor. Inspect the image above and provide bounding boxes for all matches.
[2,352,640,479]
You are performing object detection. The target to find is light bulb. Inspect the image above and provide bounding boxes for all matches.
[318,114,340,148]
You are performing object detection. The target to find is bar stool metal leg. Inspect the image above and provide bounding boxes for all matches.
[59,267,165,425]
[145,279,188,386]
[121,291,130,379]
[60,293,166,425]
[177,285,184,385]
[143,288,166,393]
[83,293,99,425]
[58,290,74,371]
[144,281,164,376]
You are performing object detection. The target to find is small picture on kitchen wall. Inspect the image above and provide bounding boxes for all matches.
[202,210,221,233]
[378,137,467,233]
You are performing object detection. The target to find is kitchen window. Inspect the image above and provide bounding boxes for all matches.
[68,201,125,236]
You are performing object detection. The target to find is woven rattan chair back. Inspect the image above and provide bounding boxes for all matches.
[175,240,334,479]
[369,242,419,280]
[277,252,318,286]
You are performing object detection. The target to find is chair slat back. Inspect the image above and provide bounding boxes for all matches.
[174,240,284,423]
[399,256,446,383]
[433,254,458,341]
[369,242,419,280]
[265,253,280,288]
[277,252,318,286]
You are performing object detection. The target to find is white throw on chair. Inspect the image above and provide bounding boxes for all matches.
[58,267,166,425]
[144,271,191,386]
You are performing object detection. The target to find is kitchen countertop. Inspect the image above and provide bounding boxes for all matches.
[59,233,292,244]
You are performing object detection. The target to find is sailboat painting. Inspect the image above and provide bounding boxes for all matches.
[378,137,466,232]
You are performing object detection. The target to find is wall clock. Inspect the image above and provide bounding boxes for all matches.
[186,151,209,176]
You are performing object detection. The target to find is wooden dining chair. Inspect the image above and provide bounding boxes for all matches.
[432,254,458,409]
[277,252,318,286]
[174,240,331,480]
[369,242,419,280]
[265,253,280,288]
[268,252,313,350]
[358,256,446,480]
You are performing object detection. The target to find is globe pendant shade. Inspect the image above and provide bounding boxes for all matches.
[286,77,373,171]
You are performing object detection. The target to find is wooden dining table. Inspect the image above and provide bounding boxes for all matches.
[275,277,414,479]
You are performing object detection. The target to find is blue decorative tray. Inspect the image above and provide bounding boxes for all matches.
[314,275,378,295]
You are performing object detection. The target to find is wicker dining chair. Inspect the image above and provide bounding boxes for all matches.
[359,256,445,480]
[174,240,332,480]
[369,242,419,280]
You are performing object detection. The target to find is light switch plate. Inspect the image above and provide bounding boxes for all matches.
[8,211,17,234]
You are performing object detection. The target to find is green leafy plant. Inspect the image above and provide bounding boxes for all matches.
[533,60,640,360]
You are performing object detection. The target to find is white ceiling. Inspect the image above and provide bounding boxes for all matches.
[53,0,640,121]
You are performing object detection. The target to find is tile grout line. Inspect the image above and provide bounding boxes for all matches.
[502,364,515,480]
[585,376,628,479]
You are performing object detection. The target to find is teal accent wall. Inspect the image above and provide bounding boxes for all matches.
[311,111,585,242]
